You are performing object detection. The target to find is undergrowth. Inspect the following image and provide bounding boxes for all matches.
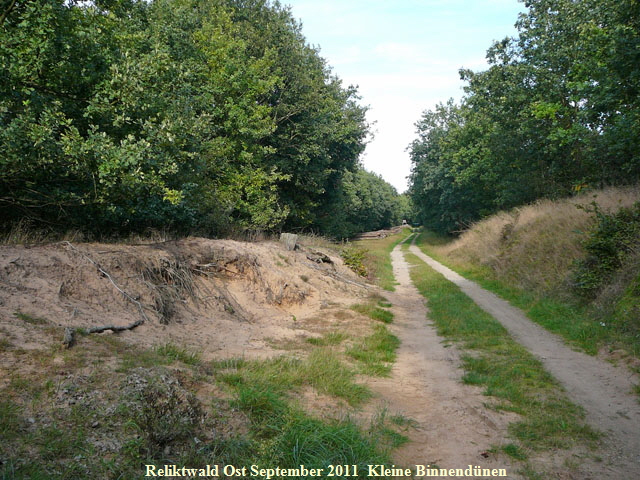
[340,245,369,277]
[572,202,640,298]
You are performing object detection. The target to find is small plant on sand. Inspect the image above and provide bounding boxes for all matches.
[341,245,368,277]
[129,377,203,454]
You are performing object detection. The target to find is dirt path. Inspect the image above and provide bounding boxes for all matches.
[408,238,640,478]
[366,239,522,477]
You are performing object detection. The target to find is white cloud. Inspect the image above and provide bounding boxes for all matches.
[283,0,525,191]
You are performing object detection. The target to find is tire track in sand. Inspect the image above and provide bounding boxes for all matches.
[408,237,640,478]
[365,238,522,477]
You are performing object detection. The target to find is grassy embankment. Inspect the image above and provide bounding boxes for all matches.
[403,240,600,478]
[1,230,411,479]
[414,187,640,362]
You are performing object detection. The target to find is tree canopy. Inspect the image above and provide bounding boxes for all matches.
[1,0,406,238]
[409,0,640,234]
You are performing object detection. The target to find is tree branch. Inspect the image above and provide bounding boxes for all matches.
[0,0,18,27]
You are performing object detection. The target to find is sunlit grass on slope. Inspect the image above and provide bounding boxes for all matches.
[415,186,640,358]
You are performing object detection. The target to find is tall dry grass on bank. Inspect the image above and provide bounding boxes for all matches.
[433,186,640,294]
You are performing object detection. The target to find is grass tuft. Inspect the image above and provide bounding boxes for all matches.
[154,342,201,366]
[306,331,348,346]
[368,408,410,449]
[351,303,394,324]
[348,325,400,377]
[15,312,48,325]
[269,410,392,470]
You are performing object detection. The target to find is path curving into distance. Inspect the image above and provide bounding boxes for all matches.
[408,235,640,478]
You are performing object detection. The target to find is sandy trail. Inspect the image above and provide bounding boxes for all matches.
[408,238,640,477]
[366,239,521,477]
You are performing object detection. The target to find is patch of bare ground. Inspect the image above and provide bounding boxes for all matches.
[0,236,401,475]
[356,242,524,477]
[0,237,370,360]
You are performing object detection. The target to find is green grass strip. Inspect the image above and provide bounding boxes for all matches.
[355,228,413,291]
[403,247,599,461]
[306,331,348,346]
[414,233,611,356]
[216,349,371,407]
[214,350,396,476]
[351,303,394,324]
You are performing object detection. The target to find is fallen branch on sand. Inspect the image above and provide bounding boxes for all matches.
[63,320,144,348]
[87,320,144,334]
[303,261,373,289]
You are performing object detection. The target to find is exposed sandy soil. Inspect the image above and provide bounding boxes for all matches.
[365,242,522,477]
[0,237,371,360]
[409,239,640,479]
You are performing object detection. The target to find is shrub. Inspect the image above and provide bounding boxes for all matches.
[127,373,203,453]
[572,202,640,297]
[341,245,368,277]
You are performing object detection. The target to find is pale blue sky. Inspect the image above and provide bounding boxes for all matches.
[283,0,527,192]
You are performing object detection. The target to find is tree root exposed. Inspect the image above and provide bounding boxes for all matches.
[60,241,149,348]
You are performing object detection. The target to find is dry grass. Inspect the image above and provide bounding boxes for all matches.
[0,220,86,245]
[433,186,640,294]
[0,220,181,246]
[297,232,339,250]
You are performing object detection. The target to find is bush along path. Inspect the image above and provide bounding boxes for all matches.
[407,234,640,478]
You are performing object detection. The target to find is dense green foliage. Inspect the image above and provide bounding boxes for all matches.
[0,0,405,238]
[573,202,640,297]
[409,0,640,233]
[319,169,412,238]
